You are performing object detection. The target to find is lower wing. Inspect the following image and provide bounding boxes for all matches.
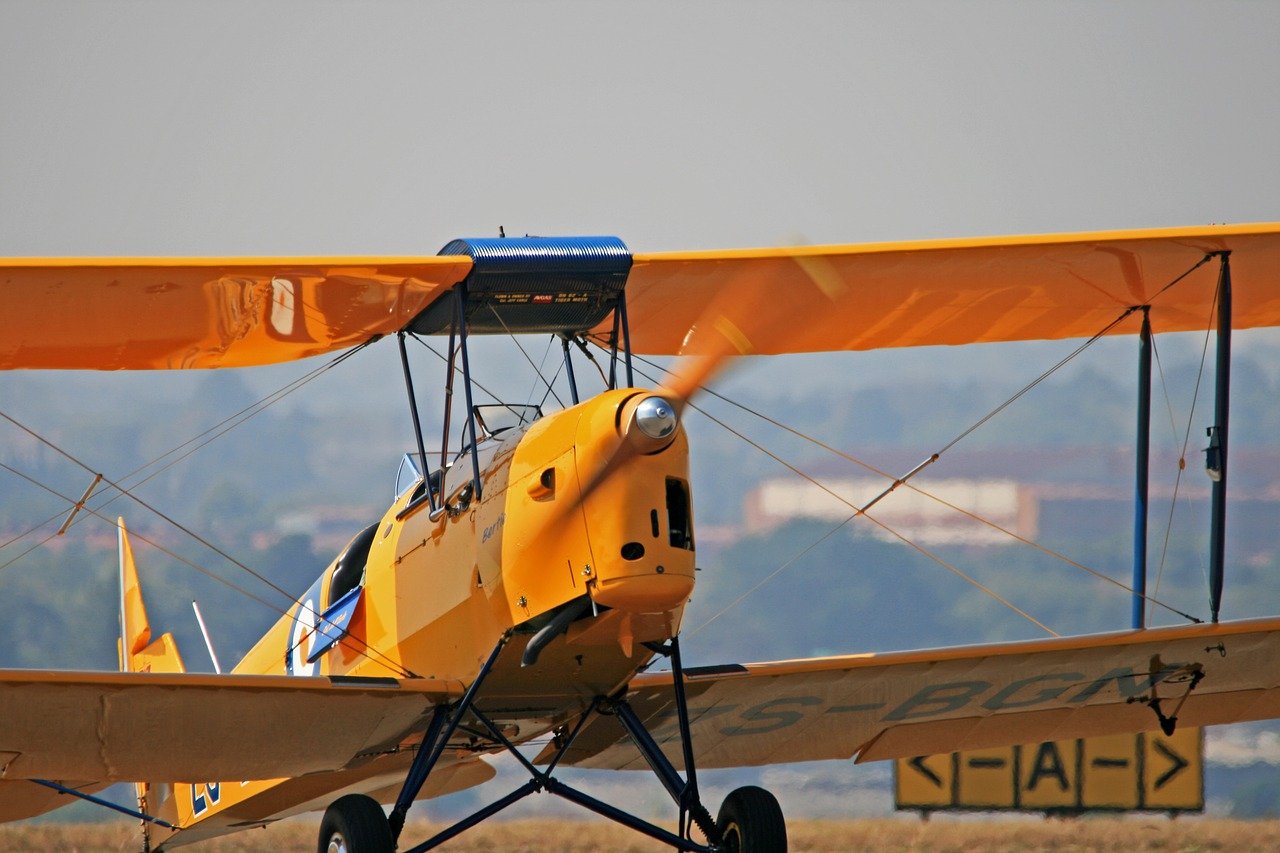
[548,616,1280,770]
[0,670,461,784]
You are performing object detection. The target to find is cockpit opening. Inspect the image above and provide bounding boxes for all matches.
[330,522,379,604]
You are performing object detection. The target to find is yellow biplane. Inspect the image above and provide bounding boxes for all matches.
[3,224,1280,852]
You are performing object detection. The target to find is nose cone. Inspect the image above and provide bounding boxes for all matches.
[633,396,677,440]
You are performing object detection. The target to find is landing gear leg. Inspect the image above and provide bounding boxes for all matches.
[384,632,788,852]
[386,633,510,843]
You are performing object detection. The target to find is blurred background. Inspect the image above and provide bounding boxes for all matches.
[3,0,1280,822]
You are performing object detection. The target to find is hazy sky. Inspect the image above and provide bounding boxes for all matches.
[3,1,1278,257]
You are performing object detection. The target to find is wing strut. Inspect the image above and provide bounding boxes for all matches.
[1207,252,1232,623]
[29,780,175,830]
[1133,306,1152,629]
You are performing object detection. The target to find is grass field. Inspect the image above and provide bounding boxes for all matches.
[5,818,1280,852]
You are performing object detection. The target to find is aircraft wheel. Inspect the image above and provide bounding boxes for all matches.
[317,794,393,853]
[716,785,787,852]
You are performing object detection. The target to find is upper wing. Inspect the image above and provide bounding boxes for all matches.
[0,256,470,369]
[617,223,1280,355]
[7,225,1280,370]
[0,669,461,782]
[548,616,1280,771]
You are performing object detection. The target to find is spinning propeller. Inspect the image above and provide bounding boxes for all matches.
[567,249,852,517]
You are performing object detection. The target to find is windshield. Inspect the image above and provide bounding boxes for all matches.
[473,404,542,439]
[394,453,423,500]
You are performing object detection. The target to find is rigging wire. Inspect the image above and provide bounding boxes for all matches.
[637,351,1199,623]
[408,333,566,416]
[615,255,1219,634]
[0,341,374,554]
[0,457,414,677]
[0,347,417,677]
[625,361,1059,637]
[536,359,568,411]
[487,305,564,409]
[927,253,1209,460]
[1149,289,1220,619]
[935,307,1138,458]
[570,336,611,388]
[525,335,558,409]
[622,338,1199,625]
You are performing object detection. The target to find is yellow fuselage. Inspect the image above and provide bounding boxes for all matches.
[157,388,696,839]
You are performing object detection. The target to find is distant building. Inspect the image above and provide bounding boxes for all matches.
[745,477,1035,546]
[742,447,1280,555]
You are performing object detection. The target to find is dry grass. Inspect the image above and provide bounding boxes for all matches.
[6,817,1280,852]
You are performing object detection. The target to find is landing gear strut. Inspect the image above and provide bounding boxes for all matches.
[336,633,787,852]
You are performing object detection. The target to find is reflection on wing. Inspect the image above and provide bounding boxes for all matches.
[617,223,1280,355]
[0,670,460,782]
[548,617,1280,771]
[0,256,470,369]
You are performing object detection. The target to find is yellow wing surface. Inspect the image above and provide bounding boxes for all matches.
[620,223,1280,356]
[0,256,471,369]
[5,224,1280,370]
[0,670,460,782]
[546,617,1280,771]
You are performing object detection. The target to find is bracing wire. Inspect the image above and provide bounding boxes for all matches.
[1149,289,1220,619]
[1,340,373,553]
[487,305,564,409]
[0,456,414,678]
[635,350,1200,624]
[613,254,1218,631]
[622,325,1199,625]
[626,361,1059,637]
[525,335,557,409]
[0,344,417,677]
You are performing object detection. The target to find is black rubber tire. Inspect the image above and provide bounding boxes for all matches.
[317,794,393,853]
[716,785,787,852]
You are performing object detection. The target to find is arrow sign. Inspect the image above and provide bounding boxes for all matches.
[1152,739,1190,790]
[909,755,944,788]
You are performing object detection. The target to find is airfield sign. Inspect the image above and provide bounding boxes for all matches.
[895,728,1202,814]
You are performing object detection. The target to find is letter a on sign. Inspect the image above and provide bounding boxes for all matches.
[1020,740,1077,809]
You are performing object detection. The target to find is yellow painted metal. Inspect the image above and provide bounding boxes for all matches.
[119,387,698,842]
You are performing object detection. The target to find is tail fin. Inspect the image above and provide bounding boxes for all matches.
[117,518,185,674]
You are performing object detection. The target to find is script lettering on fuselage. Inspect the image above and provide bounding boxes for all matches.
[481,513,505,544]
